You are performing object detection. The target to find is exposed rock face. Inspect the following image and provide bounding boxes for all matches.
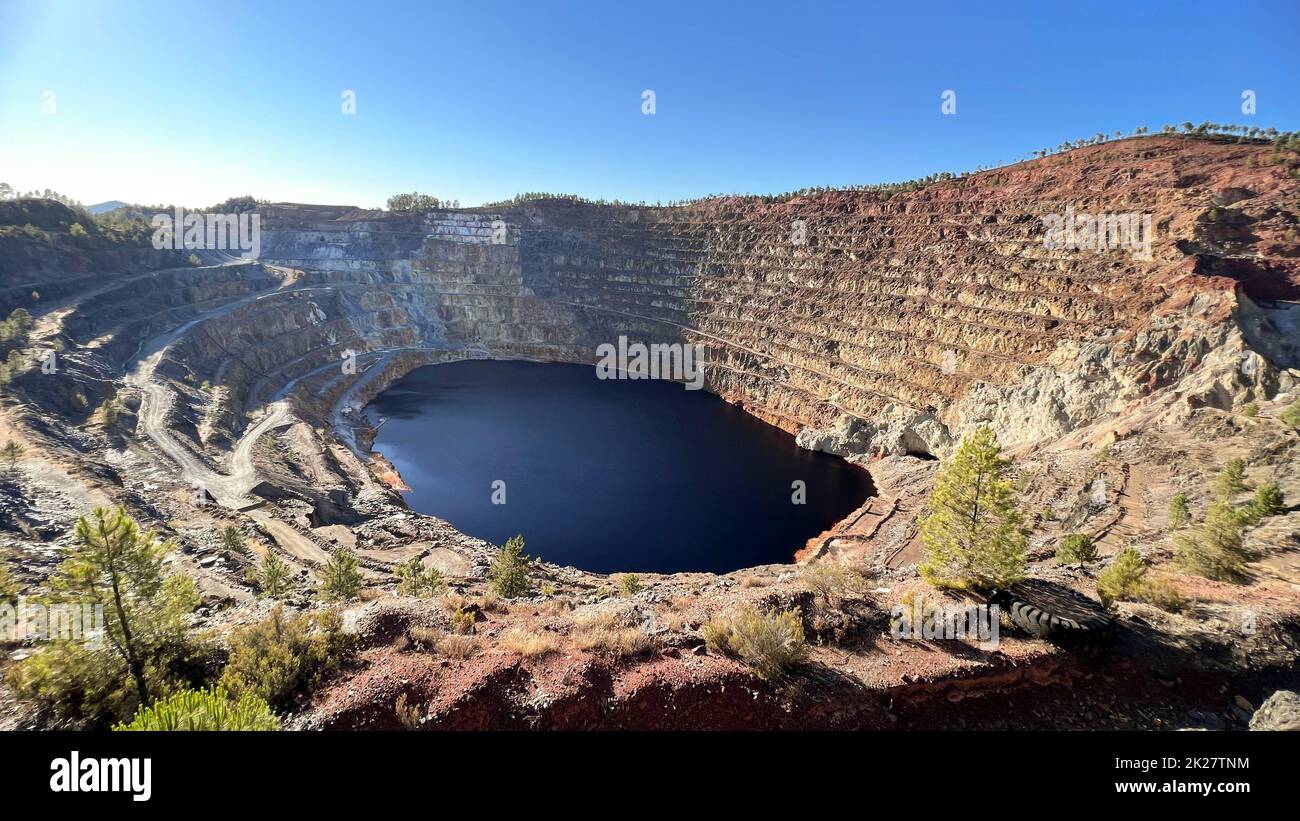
[1249,690,1300,731]
[238,137,1298,464]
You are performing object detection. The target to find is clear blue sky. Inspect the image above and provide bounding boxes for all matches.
[1,0,1297,208]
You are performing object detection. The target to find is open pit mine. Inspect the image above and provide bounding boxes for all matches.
[1,134,1298,731]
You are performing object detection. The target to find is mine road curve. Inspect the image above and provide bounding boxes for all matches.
[126,262,303,507]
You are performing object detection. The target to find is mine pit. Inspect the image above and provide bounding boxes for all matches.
[364,359,876,573]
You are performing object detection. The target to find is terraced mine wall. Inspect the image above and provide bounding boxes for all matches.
[246,137,1297,463]
[4,136,1295,472]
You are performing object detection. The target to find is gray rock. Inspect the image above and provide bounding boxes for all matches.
[1249,690,1300,731]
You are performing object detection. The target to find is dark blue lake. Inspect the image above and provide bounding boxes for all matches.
[364,360,874,574]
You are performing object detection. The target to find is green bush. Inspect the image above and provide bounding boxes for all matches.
[2,440,25,473]
[218,606,353,710]
[1213,458,1249,498]
[702,606,806,680]
[1246,482,1286,524]
[1281,400,1300,429]
[618,573,643,597]
[1096,549,1185,612]
[6,507,203,725]
[1056,533,1097,563]
[801,562,860,607]
[318,547,362,601]
[256,551,293,599]
[219,525,246,554]
[0,549,18,602]
[1097,549,1146,606]
[489,535,531,598]
[449,609,476,635]
[1139,576,1188,613]
[113,687,278,731]
[1176,500,1252,581]
[1167,492,1191,528]
[1241,401,1260,417]
[396,556,446,598]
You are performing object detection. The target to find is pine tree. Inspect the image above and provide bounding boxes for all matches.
[489,534,532,598]
[1167,492,1191,528]
[46,507,198,708]
[395,556,446,597]
[919,425,1027,590]
[257,550,292,599]
[1176,500,1251,581]
[1246,482,1285,524]
[318,547,362,601]
[1213,458,1248,498]
[219,525,246,554]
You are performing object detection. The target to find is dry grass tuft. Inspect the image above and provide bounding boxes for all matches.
[571,610,654,659]
[409,625,441,648]
[477,592,509,614]
[440,593,471,614]
[498,627,561,658]
[436,634,479,659]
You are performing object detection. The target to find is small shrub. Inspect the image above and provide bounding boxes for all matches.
[1280,400,1300,429]
[572,610,653,659]
[1213,458,1249,499]
[318,547,362,601]
[618,573,643,596]
[1,440,25,474]
[1140,575,1188,613]
[1241,401,1260,418]
[0,549,19,602]
[1167,492,1191,528]
[395,693,422,730]
[113,687,278,731]
[219,606,353,710]
[1246,482,1286,524]
[408,625,441,648]
[1097,549,1147,607]
[436,634,478,659]
[1176,500,1252,582]
[440,592,470,614]
[256,550,293,599]
[395,557,446,598]
[801,562,859,606]
[449,609,476,635]
[489,535,531,598]
[701,606,806,680]
[1056,533,1097,563]
[477,592,508,613]
[498,627,560,658]
[219,525,246,554]
[187,253,201,266]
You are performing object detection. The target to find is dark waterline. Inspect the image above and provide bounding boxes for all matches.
[364,360,875,574]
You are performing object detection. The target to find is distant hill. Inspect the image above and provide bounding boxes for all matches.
[87,200,130,214]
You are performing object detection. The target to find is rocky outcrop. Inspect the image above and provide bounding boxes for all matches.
[1250,690,1300,730]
